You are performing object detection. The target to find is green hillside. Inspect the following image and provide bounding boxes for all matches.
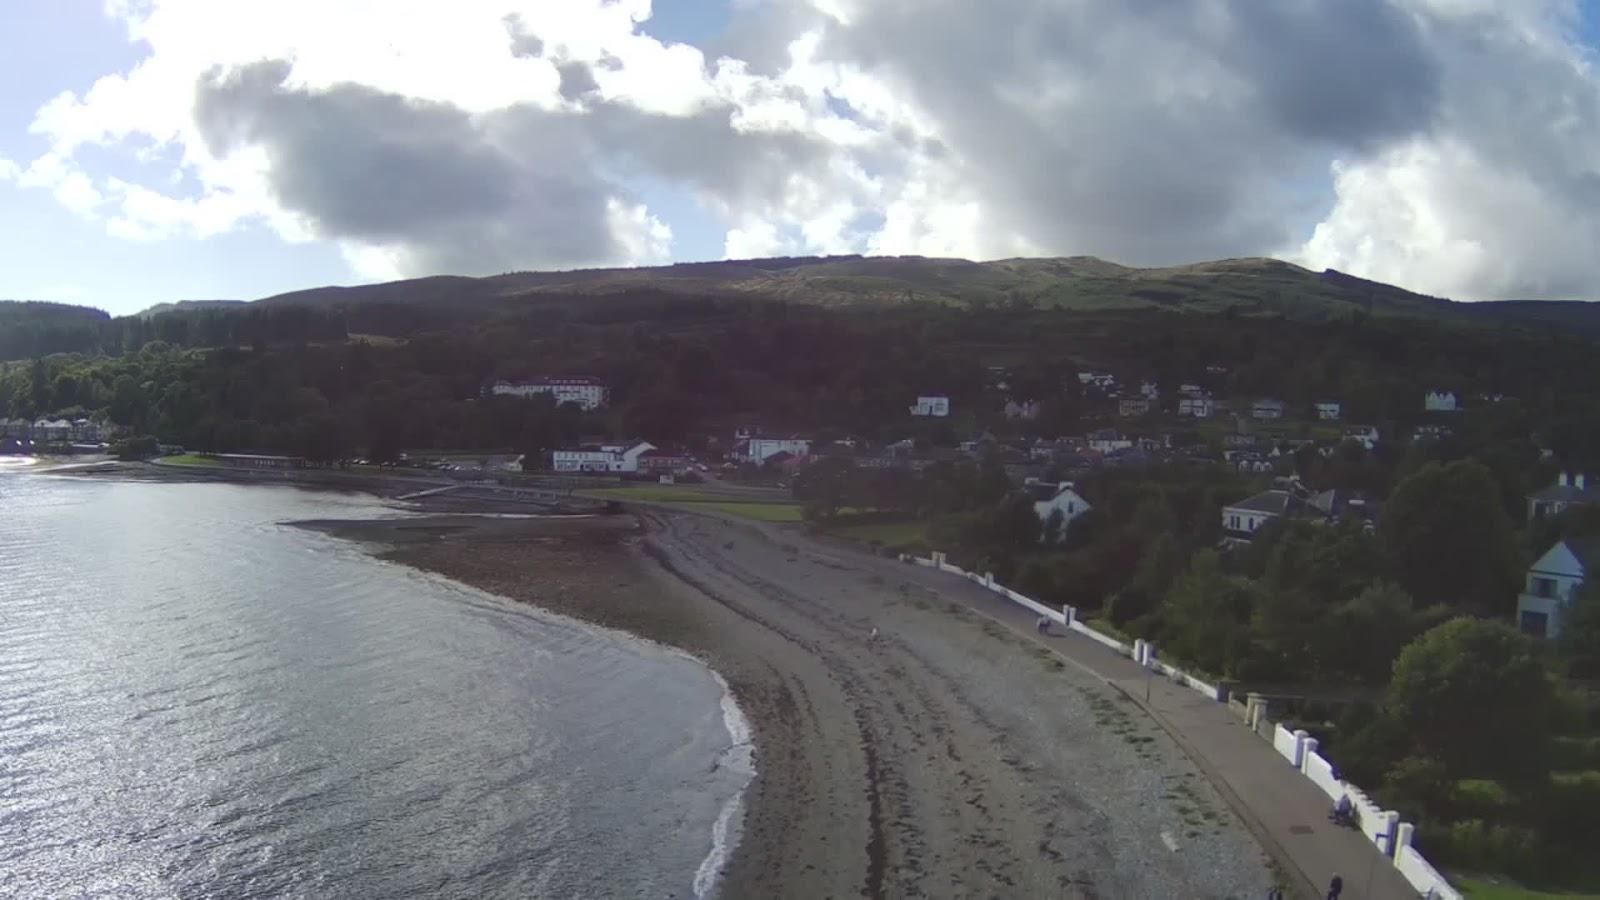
[247,253,1493,325]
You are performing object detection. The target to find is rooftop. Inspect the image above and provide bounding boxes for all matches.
[1225,489,1320,517]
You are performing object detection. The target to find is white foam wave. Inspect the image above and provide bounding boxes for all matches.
[693,671,755,900]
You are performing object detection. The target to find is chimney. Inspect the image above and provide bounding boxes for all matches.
[1560,471,1571,487]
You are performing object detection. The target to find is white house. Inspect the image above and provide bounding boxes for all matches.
[1343,425,1380,450]
[1025,480,1092,538]
[1252,398,1286,420]
[491,376,609,410]
[1527,472,1600,522]
[1221,490,1320,543]
[1518,538,1598,639]
[1140,381,1160,399]
[910,395,951,417]
[1315,402,1341,421]
[1424,391,1459,413]
[1086,429,1133,454]
[735,434,812,464]
[1003,399,1040,420]
[33,418,73,441]
[551,440,655,473]
[1178,395,1217,418]
[1118,397,1151,417]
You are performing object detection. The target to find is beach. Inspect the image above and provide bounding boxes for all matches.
[309,504,1276,899]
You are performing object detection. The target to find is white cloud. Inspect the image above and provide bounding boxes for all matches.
[16,0,1600,301]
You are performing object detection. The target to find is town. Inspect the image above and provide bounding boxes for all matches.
[4,294,1599,898]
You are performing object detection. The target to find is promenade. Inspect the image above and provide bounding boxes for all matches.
[895,561,1425,900]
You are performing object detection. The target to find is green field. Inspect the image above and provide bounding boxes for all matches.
[580,485,803,522]
[157,453,222,467]
[822,517,928,549]
[1459,878,1600,899]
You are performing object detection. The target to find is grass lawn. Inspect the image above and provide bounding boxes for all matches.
[1459,877,1600,899]
[580,485,804,522]
[157,453,222,467]
[823,517,928,549]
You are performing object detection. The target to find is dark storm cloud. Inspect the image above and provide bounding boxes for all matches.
[192,58,833,274]
[195,60,625,273]
[793,0,1443,263]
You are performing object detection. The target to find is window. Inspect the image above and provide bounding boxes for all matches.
[1519,610,1549,638]
[1531,577,1558,598]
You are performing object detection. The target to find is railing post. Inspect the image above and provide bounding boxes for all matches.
[1062,605,1076,627]
[1299,735,1318,774]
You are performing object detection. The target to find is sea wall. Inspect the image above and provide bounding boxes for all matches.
[904,549,1463,900]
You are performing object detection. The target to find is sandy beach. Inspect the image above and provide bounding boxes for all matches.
[301,504,1276,900]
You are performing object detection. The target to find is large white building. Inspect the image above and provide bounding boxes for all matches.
[1518,538,1597,639]
[1221,490,1320,543]
[1424,391,1459,413]
[490,376,609,410]
[1178,395,1217,418]
[551,440,655,473]
[910,395,950,417]
[734,434,811,464]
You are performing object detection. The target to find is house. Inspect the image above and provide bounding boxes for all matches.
[1221,490,1321,543]
[1225,450,1274,473]
[1517,538,1599,639]
[1343,425,1380,450]
[909,395,950,417]
[552,440,656,473]
[490,376,609,410]
[1315,402,1341,421]
[33,418,73,442]
[734,433,811,464]
[0,418,30,439]
[1310,489,1379,527]
[1424,391,1459,413]
[1003,399,1040,420]
[1118,397,1151,417]
[1414,423,1453,442]
[1025,479,1093,537]
[1086,428,1132,454]
[1077,371,1117,390]
[1140,381,1160,399]
[1527,472,1600,522]
[638,449,690,474]
[1252,398,1286,420]
[1178,395,1217,418]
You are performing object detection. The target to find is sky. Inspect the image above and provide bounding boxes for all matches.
[6,1,1600,315]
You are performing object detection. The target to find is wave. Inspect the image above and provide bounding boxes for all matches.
[694,670,756,900]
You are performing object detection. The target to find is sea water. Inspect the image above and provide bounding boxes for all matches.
[0,472,749,898]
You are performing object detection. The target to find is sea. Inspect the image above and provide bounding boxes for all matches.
[0,461,752,899]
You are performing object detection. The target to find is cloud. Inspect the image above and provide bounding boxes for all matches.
[16,0,1600,300]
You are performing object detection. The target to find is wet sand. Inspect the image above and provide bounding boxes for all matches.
[306,508,1274,899]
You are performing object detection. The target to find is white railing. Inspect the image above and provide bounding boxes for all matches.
[903,547,1463,900]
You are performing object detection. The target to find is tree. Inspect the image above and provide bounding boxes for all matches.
[1559,580,1600,678]
[792,456,857,520]
[1388,618,1553,783]
[1157,550,1261,677]
[1379,460,1520,615]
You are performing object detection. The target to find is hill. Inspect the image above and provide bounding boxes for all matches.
[138,299,247,317]
[246,253,1600,333]
[0,301,112,359]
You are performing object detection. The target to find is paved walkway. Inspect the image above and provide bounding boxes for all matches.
[897,564,1424,900]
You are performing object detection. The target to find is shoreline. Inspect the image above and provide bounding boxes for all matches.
[306,505,1275,898]
[294,512,771,898]
[50,467,1278,897]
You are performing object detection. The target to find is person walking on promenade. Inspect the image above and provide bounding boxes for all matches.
[1327,872,1343,899]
